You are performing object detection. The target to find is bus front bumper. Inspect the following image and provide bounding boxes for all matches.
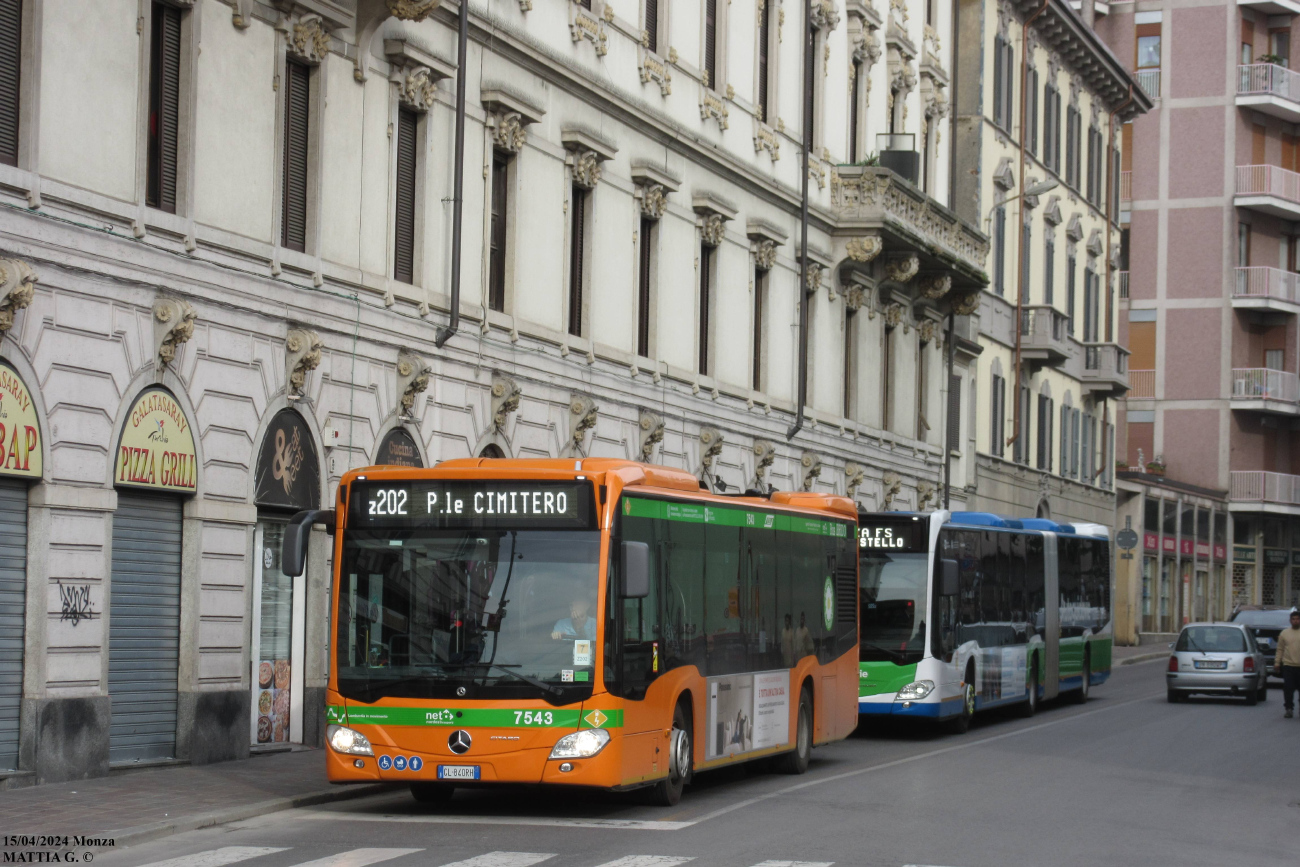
[857,694,961,719]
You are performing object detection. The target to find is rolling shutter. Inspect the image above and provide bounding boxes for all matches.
[109,493,182,763]
[280,59,310,253]
[0,0,20,167]
[0,479,26,770]
[393,108,417,284]
[146,2,181,213]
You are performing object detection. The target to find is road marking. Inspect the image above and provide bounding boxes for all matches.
[299,812,692,831]
[132,847,290,867]
[590,858,695,867]
[750,862,835,866]
[438,855,555,867]
[292,850,424,867]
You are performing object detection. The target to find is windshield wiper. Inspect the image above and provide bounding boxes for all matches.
[860,642,909,663]
[1183,634,1207,655]
[354,672,440,703]
[462,663,565,697]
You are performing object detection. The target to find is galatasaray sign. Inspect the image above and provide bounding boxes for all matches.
[115,387,197,492]
[0,360,41,479]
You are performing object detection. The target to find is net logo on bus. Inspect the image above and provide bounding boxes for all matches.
[352,481,595,530]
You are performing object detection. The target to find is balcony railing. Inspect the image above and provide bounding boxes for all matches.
[1136,69,1160,100]
[1119,270,1129,299]
[1237,164,1300,205]
[1120,171,1132,203]
[1232,367,1300,403]
[1128,369,1154,397]
[1234,265,1300,305]
[1238,63,1300,103]
[1085,343,1128,374]
[1231,470,1300,506]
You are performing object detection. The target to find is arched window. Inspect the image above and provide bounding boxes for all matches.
[479,444,506,459]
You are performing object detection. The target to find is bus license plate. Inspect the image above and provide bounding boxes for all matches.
[1194,661,1228,670]
[438,765,480,780]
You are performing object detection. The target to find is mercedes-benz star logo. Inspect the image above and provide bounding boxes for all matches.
[456,686,467,697]
[448,729,472,755]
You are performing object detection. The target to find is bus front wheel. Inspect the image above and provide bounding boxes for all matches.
[409,782,454,804]
[775,686,812,775]
[949,668,975,734]
[1017,659,1038,718]
[1072,650,1091,704]
[646,703,692,806]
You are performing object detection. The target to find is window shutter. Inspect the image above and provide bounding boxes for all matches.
[698,244,712,376]
[704,0,717,88]
[281,59,310,253]
[1044,236,1054,304]
[849,60,860,160]
[645,0,659,54]
[488,152,508,310]
[758,0,770,118]
[992,37,1004,127]
[638,216,653,357]
[752,268,764,391]
[568,185,585,337]
[1060,404,1069,477]
[947,373,961,453]
[147,3,181,212]
[0,0,20,167]
[392,108,418,284]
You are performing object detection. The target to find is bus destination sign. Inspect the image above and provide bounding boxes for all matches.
[859,520,927,553]
[351,480,595,530]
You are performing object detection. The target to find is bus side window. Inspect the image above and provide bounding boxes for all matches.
[1009,533,1026,642]
[613,512,663,700]
[1025,535,1046,638]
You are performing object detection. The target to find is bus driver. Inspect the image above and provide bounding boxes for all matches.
[551,597,597,640]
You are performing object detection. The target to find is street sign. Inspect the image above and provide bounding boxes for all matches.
[1116,528,1139,550]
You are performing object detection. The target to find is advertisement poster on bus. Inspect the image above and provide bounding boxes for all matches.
[978,645,1027,702]
[707,671,790,760]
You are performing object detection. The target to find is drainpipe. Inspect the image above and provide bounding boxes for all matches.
[786,0,813,440]
[1008,0,1050,455]
[1105,85,1135,346]
[435,0,471,348]
[944,311,956,508]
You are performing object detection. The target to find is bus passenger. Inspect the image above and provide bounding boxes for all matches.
[551,597,597,640]
[781,614,795,667]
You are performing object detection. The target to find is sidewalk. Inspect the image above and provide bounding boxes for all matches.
[1114,643,1171,666]
[0,748,391,848]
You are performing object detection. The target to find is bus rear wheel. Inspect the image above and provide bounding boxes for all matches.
[775,686,812,775]
[645,703,692,806]
[409,782,454,804]
[1018,660,1038,718]
[1072,650,1091,704]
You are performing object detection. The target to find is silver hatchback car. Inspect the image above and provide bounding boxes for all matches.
[1167,623,1268,705]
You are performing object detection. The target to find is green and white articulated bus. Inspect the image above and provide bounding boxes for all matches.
[856,510,1112,731]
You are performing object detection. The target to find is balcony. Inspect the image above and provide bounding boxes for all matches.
[1237,0,1300,17]
[1237,63,1300,123]
[1135,69,1160,100]
[1120,172,1131,203]
[1231,367,1300,414]
[1230,470,1300,515]
[1081,343,1130,397]
[1019,305,1071,368]
[1119,270,1129,299]
[1128,369,1155,398]
[1235,164,1300,218]
[1233,265,1300,313]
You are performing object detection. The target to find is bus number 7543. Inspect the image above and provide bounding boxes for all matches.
[514,711,554,725]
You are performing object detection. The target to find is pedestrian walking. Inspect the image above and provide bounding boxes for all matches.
[1277,610,1300,718]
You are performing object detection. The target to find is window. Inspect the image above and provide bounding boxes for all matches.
[990,370,1005,457]
[1241,38,1253,66]
[1044,235,1055,305]
[882,323,894,431]
[1271,30,1290,67]
[146,2,182,213]
[1265,348,1284,370]
[947,373,961,453]
[488,151,510,310]
[1043,85,1061,172]
[1060,403,1071,478]
[1065,105,1081,189]
[916,337,929,441]
[1083,268,1097,342]
[1037,393,1054,471]
[637,216,655,358]
[1013,384,1029,464]
[281,58,311,253]
[849,58,863,161]
[753,266,766,390]
[1066,254,1076,335]
[1086,126,1100,204]
[1071,408,1080,478]
[568,183,589,337]
[704,0,719,90]
[1026,68,1039,155]
[698,240,714,376]
[0,0,19,167]
[1238,222,1251,267]
[645,0,660,54]
[1021,221,1032,299]
[992,34,1015,131]
[1136,34,1160,69]
[993,205,1006,295]
[758,0,773,121]
[393,108,418,284]
[843,307,858,419]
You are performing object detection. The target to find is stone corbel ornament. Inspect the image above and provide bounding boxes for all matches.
[700,88,730,130]
[845,236,883,263]
[638,410,665,461]
[1087,228,1105,258]
[572,150,603,190]
[948,290,980,316]
[639,182,669,219]
[918,318,938,344]
[799,451,823,492]
[231,0,254,28]
[491,374,522,430]
[881,470,902,509]
[568,394,599,453]
[639,46,673,96]
[493,112,527,152]
[288,15,331,64]
[699,426,725,470]
[388,0,441,20]
[569,0,609,56]
[482,86,545,153]
[917,274,951,300]
[0,258,36,335]
[810,0,841,31]
[700,214,726,247]
[884,302,903,329]
[844,461,865,498]
[844,283,868,311]
[285,329,323,398]
[803,262,824,296]
[917,479,936,510]
[152,298,197,368]
[885,253,919,284]
[752,439,776,486]
[396,350,431,417]
[400,67,438,111]
[754,240,777,271]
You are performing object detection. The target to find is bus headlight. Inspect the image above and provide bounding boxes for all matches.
[549,728,611,759]
[896,680,935,701]
[327,724,374,756]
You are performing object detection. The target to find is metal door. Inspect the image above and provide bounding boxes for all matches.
[0,479,27,770]
[108,492,182,763]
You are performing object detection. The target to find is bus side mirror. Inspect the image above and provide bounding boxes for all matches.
[621,541,650,599]
[941,558,959,597]
[282,509,336,577]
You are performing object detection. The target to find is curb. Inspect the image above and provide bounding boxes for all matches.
[101,783,396,850]
[1119,651,1170,666]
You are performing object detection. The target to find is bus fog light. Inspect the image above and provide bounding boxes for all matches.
[896,680,935,701]
[328,724,374,756]
[353,759,366,768]
[550,728,610,759]
[559,762,573,772]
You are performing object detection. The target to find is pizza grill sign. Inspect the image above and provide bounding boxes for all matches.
[115,388,197,492]
[0,361,41,479]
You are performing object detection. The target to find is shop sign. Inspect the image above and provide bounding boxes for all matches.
[1213,544,1227,561]
[1143,532,1158,552]
[375,428,423,468]
[1179,539,1194,556]
[1264,548,1289,566]
[1234,546,1256,563]
[0,360,41,479]
[255,408,320,510]
[115,387,197,492]
[1195,542,1210,558]
[1161,536,1176,553]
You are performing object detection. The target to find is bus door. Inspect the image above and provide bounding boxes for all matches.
[1042,532,1061,701]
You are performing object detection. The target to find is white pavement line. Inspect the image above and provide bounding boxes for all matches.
[132,847,290,867]
[290,850,424,867]
[589,858,696,867]
[682,691,1164,828]
[750,861,834,866]
[438,854,556,867]
[298,812,692,831]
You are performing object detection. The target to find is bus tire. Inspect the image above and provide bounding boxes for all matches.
[1072,649,1091,704]
[949,665,975,734]
[775,686,812,775]
[645,702,692,806]
[409,782,454,804]
[1017,659,1038,718]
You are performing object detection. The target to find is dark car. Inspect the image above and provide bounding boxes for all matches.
[1230,606,1297,679]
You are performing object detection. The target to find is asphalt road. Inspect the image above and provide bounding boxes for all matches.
[96,661,1297,867]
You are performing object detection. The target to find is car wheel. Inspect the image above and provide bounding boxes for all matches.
[1246,684,1259,706]
[949,666,976,734]
[646,702,692,806]
[1258,677,1269,702]
[775,686,813,775]
[1167,688,1182,703]
[409,782,454,804]
[1017,658,1038,719]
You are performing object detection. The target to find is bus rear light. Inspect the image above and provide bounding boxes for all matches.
[549,728,610,759]
[895,680,935,701]
[1168,656,1178,672]
[328,724,374,756]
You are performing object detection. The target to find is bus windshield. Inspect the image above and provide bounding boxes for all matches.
[336,528,602,705]
[859,552,928,664]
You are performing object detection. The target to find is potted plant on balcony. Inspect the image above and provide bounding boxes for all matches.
[1145,455,1166,477]
[1115,458,1130,475]
[1259,53,1285,66]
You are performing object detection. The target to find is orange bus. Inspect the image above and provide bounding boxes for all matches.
[282,458,859,805]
